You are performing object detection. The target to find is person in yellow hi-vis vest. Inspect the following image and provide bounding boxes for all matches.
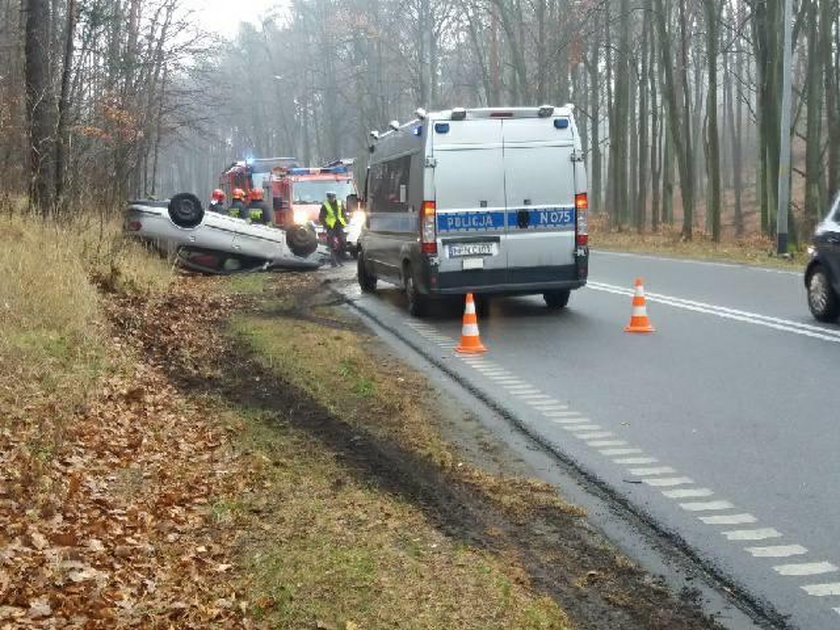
[319,191,347,267]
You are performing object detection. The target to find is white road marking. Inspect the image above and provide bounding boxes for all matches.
[801,583,840,597]
[521,394,553,400]
[745,545,808,558]
[488,376,520,382]
[563,425,602,432]
[833,607,840,616]
[600,448,643,456]
[542,411,581,418]
[722,528,782,541]
[699,514,757,525]
[588,281,840,344]
[630,466,676,477]
[531,399,566,407]
[614,457,659,465]
[575,431,614,440]
[510,389,542,396]
[551,418,591,425]
[593,250,801,276]
[773,562,838,577]
[662,488,714,499]
[643,477,694,487]
[587,440,627,448]
[679,500,735,512]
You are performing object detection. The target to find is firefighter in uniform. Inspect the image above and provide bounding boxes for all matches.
[209,188,226,213]
[319,191,347,267]
[228,188,247,219]
[247,188,273,225]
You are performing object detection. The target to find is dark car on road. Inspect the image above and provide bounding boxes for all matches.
[805,193,840,322]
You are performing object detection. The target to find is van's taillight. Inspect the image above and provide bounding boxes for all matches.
[420,201,437,254]
[575,193,588,246]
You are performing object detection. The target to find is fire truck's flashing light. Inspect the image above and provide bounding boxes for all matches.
[287,166,349,176]
[554,118,570,129]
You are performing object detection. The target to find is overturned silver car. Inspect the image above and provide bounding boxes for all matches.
[124,193,329,274]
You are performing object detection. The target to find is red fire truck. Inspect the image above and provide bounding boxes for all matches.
[266,163,357,229]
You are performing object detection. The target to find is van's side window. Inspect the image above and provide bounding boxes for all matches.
[371,156,411,213]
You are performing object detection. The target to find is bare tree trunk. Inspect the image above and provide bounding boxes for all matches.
[55,0,76,210]
[24,0,55,217]
[703,0,722,241]
[637,9,650,233]
[804,0,824,233]
[588,35,602,214]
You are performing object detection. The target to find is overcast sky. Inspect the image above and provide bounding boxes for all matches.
[183,0,289,37]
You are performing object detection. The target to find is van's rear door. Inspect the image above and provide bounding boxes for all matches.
[502,117,577,271]
[431,119,508,278]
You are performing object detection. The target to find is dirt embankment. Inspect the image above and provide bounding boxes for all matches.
[2,268,724,629]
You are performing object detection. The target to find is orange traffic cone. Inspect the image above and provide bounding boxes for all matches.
[624,278,656,333]
[456,293,488,354]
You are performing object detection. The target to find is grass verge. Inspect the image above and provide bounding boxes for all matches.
[591,215,808,269]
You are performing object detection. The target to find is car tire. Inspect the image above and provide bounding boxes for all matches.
[807,265,840,322]
[168,193,204,228]
[357,249,377,293]
[404,264,427,317]
[286,225,318,257]
[544,289,571,310]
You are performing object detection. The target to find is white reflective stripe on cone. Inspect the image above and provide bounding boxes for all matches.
[462,323,480,336]
[464,301,476,315]
[632,306,647,317]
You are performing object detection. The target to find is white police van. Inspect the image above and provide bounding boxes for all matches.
[356,106,589,316]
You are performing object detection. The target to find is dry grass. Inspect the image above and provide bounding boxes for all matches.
[224,405,569,630]
[590,213,808,269]
[224,289,580,628]
[0,209,172,504]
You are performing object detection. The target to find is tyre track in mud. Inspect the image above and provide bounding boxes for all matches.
[122,276,725,630]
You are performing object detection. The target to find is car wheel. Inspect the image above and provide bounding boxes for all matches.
[807,266,840,322]
[544,289,571,310]
[167,193,204,228]
[404,264,427,317]
[286,225,318,257]
[357,249,377,293]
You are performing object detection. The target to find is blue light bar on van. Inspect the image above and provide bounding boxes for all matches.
[412,125,422,137]
[434,123,450,134]
[554,118,570,129]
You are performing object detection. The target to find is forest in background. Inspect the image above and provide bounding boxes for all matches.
[2,0,839,245]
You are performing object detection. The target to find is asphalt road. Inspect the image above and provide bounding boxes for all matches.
[335,250,840,629]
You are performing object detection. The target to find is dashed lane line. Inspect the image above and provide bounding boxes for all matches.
[642,476,695,487]
[614,457,659,465]
[745,545,809,558]
[575,432,616,440]
[801,583,840,597]
[699,514,757,525]
[600,448,643,456]
[403,318,840,615]
[772,562,838,577]
[679,500,736,512]
[586,440,628,448]
[630,466,677,477]
[722,528,783,541]
[662,488,714,499]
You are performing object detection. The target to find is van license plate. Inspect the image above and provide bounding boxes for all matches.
[448,242,497,258]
